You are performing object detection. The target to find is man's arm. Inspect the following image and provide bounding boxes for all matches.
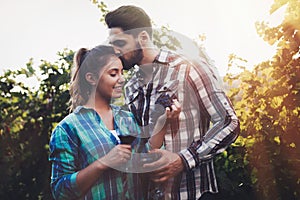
[179,61,240,170]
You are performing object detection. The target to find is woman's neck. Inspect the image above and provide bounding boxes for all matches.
[97,107,114,130]
[85,93,114,130]
[85,92,111,112]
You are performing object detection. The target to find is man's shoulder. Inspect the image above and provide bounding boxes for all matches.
[156,49,185,64]
[157,50,199,72]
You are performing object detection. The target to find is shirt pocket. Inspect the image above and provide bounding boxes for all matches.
[156,80,179,97]
[153,80,179,116]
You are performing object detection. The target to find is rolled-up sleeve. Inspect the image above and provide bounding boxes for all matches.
[179,63,240,170]
[49,125,82,200]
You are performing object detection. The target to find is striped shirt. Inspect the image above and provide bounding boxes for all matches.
[125,50,240,199]
[49,105,146,200]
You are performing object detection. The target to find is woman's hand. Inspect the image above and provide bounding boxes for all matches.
[76,144,131,196]
[99,144,131,169]
[143,149,184,182]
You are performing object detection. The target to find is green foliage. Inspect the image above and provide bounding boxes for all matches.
[91,0,109,23]
[0,49,74,200]
[152,25,182,51]
[224,0,300,199]
[214,146,255,200]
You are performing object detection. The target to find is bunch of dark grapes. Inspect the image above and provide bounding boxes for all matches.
[155,93,173,110]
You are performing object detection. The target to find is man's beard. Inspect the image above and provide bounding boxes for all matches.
[120,43,143,70]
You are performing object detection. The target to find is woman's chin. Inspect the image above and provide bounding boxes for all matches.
[112,93,122,99]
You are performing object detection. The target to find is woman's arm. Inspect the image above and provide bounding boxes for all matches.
[76,145,131,196]
[50,125,131,199]
[149,100,181,149]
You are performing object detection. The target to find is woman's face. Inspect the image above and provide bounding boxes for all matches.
[96,56,125,100]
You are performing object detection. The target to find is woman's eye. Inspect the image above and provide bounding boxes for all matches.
[110,74,117,77]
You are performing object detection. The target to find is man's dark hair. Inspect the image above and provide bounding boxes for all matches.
[105,5,152,38]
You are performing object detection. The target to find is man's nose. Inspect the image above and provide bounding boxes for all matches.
[113,47,121,55]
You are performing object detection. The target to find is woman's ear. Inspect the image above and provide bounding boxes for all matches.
[85,72,97,86]
[137,31,149,47]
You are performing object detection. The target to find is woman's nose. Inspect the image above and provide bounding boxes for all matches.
[119,74,125,84]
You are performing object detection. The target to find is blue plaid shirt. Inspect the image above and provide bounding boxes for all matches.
[49,105,147,200]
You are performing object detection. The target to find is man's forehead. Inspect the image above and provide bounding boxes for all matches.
[108,28,126,41]
[108,28,135,43]
[109,27,123,35]
[109,28,133,39]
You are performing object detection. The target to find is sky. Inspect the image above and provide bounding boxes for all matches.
[0,0,285,77]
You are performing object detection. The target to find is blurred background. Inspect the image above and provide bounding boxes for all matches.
[0,0,299,199]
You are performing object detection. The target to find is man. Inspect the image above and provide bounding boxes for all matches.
[105,5,240,200]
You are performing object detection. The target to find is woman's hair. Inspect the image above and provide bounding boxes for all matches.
[105,5,152,38]
[69,45,117,111]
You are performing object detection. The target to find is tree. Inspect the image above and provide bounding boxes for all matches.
[224,0,300,199]
[0,50,74,200]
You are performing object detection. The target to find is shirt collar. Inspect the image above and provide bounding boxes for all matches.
[73,105,87,113]
[124,49,172,100]
[154,49,184,68]
[154,49,170,64]
[125,72,141,92]
[73,105,121,114]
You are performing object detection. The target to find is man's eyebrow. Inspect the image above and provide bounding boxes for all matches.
[111,39,121,43]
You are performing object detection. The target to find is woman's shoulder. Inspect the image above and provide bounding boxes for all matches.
[52,112,78,133]
[53,106,91,131]
[111,104,133,117]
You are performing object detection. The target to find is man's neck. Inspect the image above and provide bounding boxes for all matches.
[139,47,159,65]
[136,45,160,84]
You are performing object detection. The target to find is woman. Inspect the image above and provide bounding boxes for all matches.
[49,45,146,200]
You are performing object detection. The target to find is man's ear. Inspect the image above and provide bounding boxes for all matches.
[137,31,150,47]
[85,72,97,86]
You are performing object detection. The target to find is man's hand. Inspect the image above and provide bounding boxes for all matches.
[152,99,181,137]
[143,149,184,183]
[166,99,181,120]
